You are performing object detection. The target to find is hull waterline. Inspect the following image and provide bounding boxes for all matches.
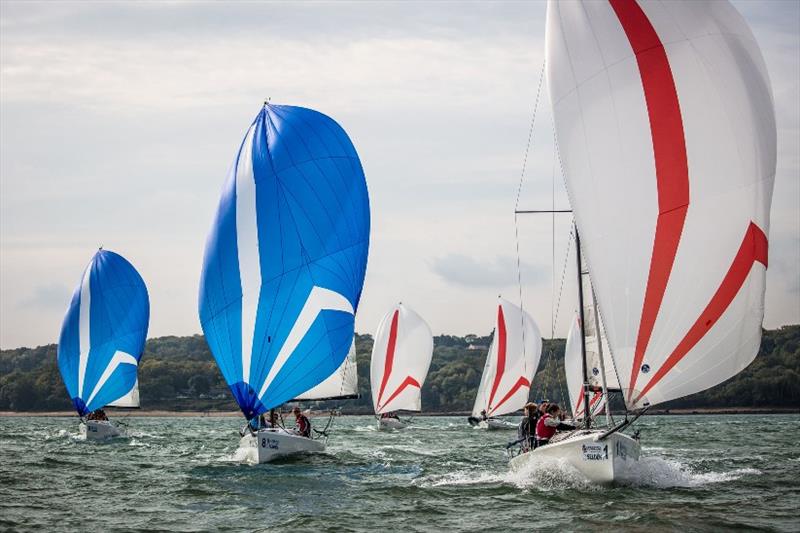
[239,428,326,463]
[377,417,408,430]
[80,420,123,441]
[508,430,640,484]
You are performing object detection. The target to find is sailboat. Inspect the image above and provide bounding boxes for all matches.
[57,249,149,441]
[199,102,370,463]
[370,303,434,430]
[469,297,542,430]
[509,0,776,483]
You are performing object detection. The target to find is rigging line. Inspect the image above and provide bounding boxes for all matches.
[551,224,574,341]
[551,128,558,341]
[513,57,546,377]
[513,58,546,212]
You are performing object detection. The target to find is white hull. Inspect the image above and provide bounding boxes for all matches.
[80,420,122,441]
[477,419,517,431]
[239,428,325,463]
[509,429,640,484]
[377,417,407,430]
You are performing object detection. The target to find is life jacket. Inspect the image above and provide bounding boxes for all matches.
[536,413,557,440]
[296,414,311,437]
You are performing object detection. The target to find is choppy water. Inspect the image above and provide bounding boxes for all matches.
[1,414,798,532]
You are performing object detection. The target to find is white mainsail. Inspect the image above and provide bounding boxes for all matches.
[472,298,542,418]
[294,340,358,401]
[547,0,775,409]
[370,304,433,414]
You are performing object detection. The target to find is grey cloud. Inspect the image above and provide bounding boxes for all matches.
[17,283,70,311]
[432,254,545,289]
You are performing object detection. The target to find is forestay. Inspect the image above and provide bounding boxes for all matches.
[294,340,358,401]
[57,250,149,416]
[370,303,434,414]
[472,298,542,418]
[547,0,776,408]
[199,104,370,420]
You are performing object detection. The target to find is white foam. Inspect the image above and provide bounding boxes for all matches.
[217,445,259,465]
[616,456,762,488]
[413,454,761,491]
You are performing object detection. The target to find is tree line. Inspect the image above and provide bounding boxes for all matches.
[1,325,798,413]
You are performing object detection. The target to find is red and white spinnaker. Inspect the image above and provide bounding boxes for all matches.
[472,298,542,418]
[370,303,434,414]
[547,0,776,409]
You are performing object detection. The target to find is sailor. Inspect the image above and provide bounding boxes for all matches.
[517,402,539,451]
[292,407,311,438]
[535,403,574,447]
[258,413,272,429]
[88,408,108,422]
[479,409,488,422]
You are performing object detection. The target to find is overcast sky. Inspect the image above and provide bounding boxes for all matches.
[1,1,798,349]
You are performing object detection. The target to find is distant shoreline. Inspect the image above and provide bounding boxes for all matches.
[1,407,797,418]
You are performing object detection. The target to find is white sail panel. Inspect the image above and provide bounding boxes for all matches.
[370,304,434,414]
[547,0,775,408]
[294,340,358,401]
[564,313,609,421]
[471,298,542,418]
[106,378,140,408]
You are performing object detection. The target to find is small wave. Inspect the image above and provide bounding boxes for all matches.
[413,457,593,491]
[506,456,597,490]
[411,470,506,488]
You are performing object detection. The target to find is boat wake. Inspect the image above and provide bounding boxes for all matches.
[616,456,761,488]
[414,454,761,491]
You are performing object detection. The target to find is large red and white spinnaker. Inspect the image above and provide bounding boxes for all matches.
[510,0,776,483]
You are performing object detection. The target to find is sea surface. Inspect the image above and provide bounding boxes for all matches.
[1,414,798,532]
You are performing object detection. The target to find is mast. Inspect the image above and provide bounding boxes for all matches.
[591,286,612,427]
[574,228,591,429]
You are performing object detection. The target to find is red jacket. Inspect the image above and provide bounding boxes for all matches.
[535,413,556,440]
[296,414,311,437]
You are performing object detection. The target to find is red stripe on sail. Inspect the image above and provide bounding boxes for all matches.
[488,377,530,415]
[379,376,421,410]
[633,223,768,404]
[376,310,400,406]
[487,305,507,410]
[574,384,584,416]
[609,0,690,400]
[574,389,602,418]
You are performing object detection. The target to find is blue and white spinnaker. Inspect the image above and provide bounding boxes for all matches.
[57,249,150,416]
[199,104,370,420]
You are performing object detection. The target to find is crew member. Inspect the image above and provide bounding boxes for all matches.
[535,403,575,447]
[517,402,538,451]
[293,407,311,438]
